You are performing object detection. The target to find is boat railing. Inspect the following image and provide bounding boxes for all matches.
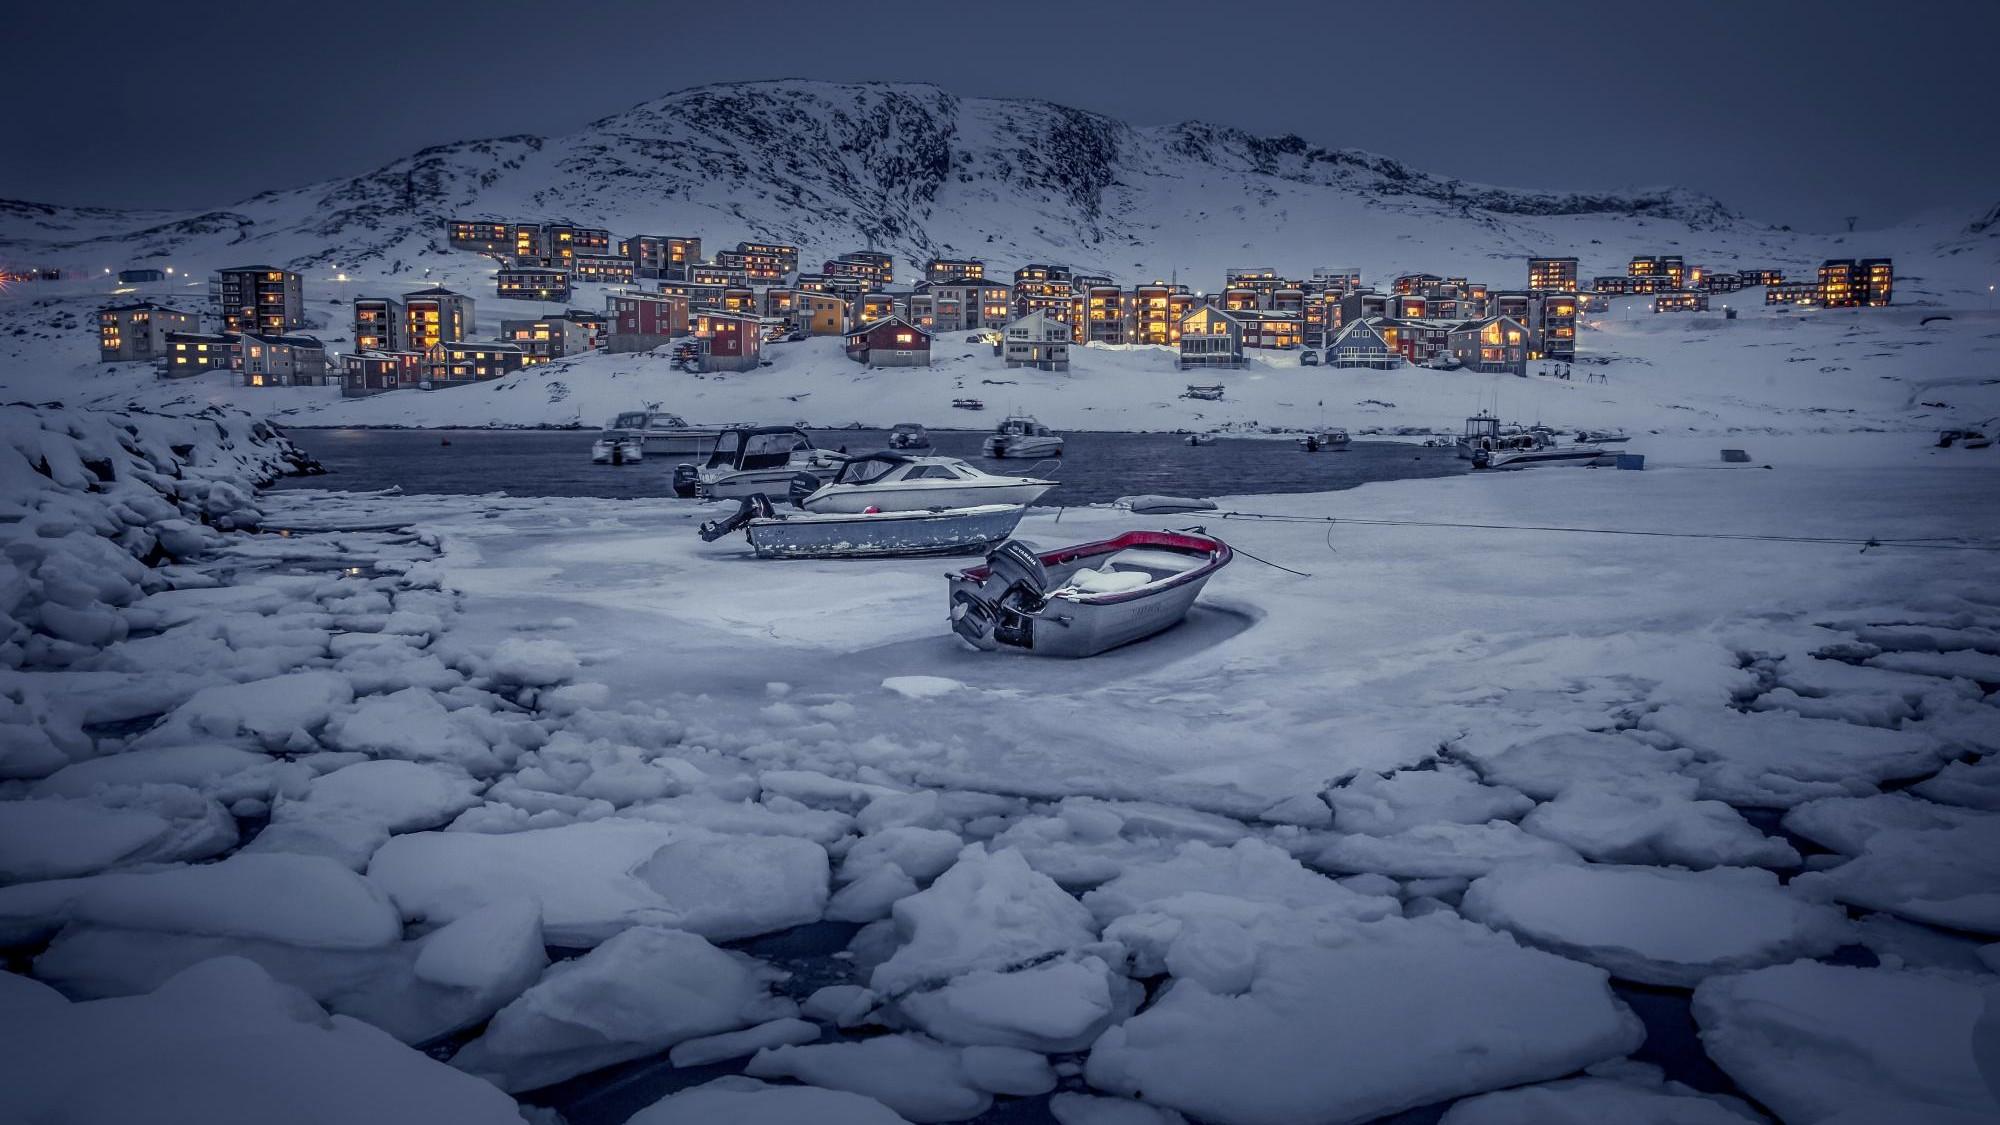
[1026,456,1063,481]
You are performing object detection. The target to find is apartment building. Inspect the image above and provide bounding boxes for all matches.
[497,268,571,302]
[605,292,690,353]
[1653,291,1710,313]
[501,315,595,360]
[213,266,305,335]
[824,250,894,290]
[239,333,328,387]
[340,351,426,396]
[98,302,197,362]
[1003,311,1071,371]
[1178,306,1246,370]
[1013,264,1073,322]
[162,332,240,377]
[352,296,403,352]
[1528,257,1579,293]
[691,310,764,372]
[402,288,474,351]
[1446,316,1528,375]
[431,341,530,383]
[620,235,701,280]
[1818,258,1892,307]
[843,315,933,367]
[1132,283,1195,345]
[924,257,985,283]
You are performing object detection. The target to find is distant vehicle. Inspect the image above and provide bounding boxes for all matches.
[952,398,986,411]
[785,330,807,342]
[1299,349,1320,367]
[1183,384,1225,401]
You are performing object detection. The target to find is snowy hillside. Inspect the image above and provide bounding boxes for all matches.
[1,78,1960,286]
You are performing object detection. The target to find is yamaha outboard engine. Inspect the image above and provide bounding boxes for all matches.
[951,539,1049,650]
[671,463,700,498]
[787,471,824,508]
[698,495,774,542]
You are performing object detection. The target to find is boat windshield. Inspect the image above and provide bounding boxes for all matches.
[649,413,688,428]
[612,412,648,429]
[835,457,900,485]
[737,431,812,470]
[892,424,923,435]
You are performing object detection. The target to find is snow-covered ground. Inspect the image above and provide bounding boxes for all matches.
[3,396,1997,1124]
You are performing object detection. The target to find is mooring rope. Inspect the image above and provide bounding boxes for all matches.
[1206,509,2000,553]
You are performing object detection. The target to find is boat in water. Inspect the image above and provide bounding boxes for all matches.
[676,425,842,500]
[1472,430,1611,470]
[1185,432,1217,447]
[590,430,644,465]
[983,415,1065,459]
[699,496,1027,559]
[1297,429,1351,452]
[947,530,1233,658]
[797,453,1055,513]
[886,422,932,450]
[610,410,720,456]
[1456,411,1547,460]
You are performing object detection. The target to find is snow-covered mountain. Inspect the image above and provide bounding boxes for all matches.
[1,80,1806,287]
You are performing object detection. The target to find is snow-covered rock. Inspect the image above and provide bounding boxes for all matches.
[1519,779,1800,869]
[1693,961,2000,1122]
[452,925,794,1092]
[0,957,521,1124]
[897,954,1138,1052]
[1460,863,1852,986]
[368,818,828,946]
[1641,704,1948,807]
[1085,910,1643,1125]
[746,1034,993,1123]
[1327,766,1533,835]
[869,844,1099,997]
[1312,820,1583,879]
[627,1076,911,1125]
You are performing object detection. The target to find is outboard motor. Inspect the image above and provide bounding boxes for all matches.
[699,495,774,542]
[787,471,824,507]
[671,463,700,498]
[951,539,1050,650]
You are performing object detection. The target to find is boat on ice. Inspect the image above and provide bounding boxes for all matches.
[699,496,1028,559]
[952,398,986,411]
[591,430,644,465]
[886,422,932,450]
[1297,429,1350,452]
[1472,430,1611,470]
[611,410,720,456]
[797,453,1055,513]
[947,530,1234,658]
[1577,428,1632,445]
[1457,411,1548,460]
[676,425,842,500]
[1183,384,1225,401]
[983,415,1065,459]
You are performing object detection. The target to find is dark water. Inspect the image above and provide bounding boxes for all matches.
[273,428,1466,506]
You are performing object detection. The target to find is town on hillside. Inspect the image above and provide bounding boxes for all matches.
[77,223,1894,395]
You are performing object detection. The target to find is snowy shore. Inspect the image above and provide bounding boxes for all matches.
[2,397,1997,1124]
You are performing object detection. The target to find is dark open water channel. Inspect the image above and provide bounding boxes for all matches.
[273,428,1466,506]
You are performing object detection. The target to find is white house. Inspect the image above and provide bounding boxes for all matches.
[1003,310,1071,371]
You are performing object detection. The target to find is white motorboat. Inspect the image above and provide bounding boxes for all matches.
[1185,433,1217,446]
[1296,429,1350,452]
[983,415,1065,459]
[886,422,932,450]
[797,453,1056,514]
[676,425,842,501]
[591,430,644,465]
[1577,428,1632,445]
[610,410,721,456]
[700,496,1028,559]
[948,531,1234,657]
[1472,431,1611,470]
[1456,412,1542,460]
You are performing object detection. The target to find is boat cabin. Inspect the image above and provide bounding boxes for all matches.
[993,415,1054,439]
[830,453,996,487]
[702,426,817,471]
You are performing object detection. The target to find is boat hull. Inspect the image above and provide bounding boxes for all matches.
[1476,446,1611,470]
[983,437,1065,459]
[591,442,643,464]
[743,504,1027,559]
[640,429,721,456]
[948,530,1232,658]
[801,481,1052,514]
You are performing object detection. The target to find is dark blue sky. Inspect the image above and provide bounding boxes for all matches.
[10,0,1996,231]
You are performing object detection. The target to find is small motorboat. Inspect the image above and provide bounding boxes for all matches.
[1577,428,1632,445]
[1185,433,1217,447]
[796,453,1055,513]
[699,496,1028,559]
[948,530,1233,657]
[1472,431,1611,470]
[886,422,932,450]
[952,398,986,411]
[591,430,644,465]
[1296,429,1350,452]
[1183,384,1225,401]
[612,410,722,456]
[677,425,841,500]
[983,415,1065,459]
